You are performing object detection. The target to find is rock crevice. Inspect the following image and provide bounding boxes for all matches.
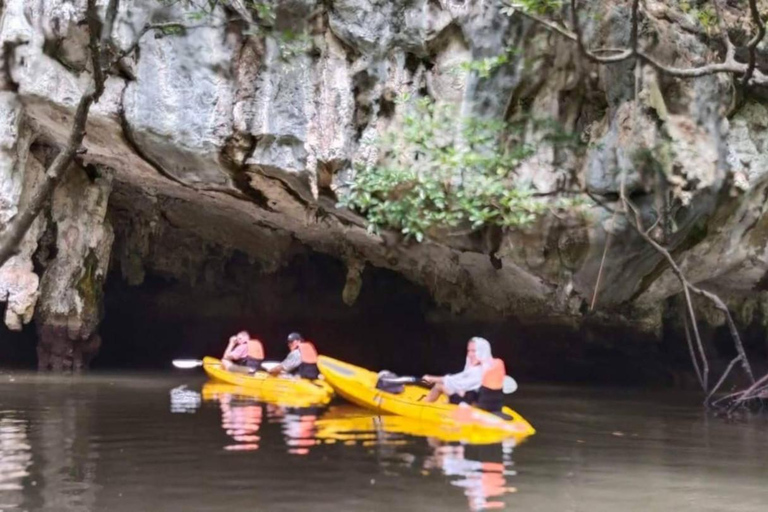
[1,0,768,369]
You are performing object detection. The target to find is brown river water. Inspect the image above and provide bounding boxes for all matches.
[1,371,767,512]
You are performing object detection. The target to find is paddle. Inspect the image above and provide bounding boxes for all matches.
[172,359,280,371]
[378,374,518,394]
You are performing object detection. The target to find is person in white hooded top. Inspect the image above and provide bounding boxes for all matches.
[422,337,493,404]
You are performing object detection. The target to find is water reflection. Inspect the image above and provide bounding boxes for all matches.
[266,406,321,456]
[200,382,324,455]
[315,406,518,511]
[0,415,32,509]
[169,385,202,413]
[424,439,517,511]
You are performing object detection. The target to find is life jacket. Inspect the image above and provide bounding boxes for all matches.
[247,339,264,360]
[481,359,505,390]
[297,341,319,379]
[477,358,505,412]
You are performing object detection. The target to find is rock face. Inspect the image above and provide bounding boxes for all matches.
[1,0,768,370]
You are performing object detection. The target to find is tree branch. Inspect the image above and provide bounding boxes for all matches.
[571,0,633,63]
[0,0,111,268]
[705,355,741,405]
[682,309,705,390]
[742,0,767,86]
[507,0,768,86]
[0,84,96,267]
[113,19,239,63]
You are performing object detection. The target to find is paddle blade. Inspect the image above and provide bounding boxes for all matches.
[503,376,518,394]
[172,359,203,369]
[261,361,280,372]
[379,376,418,385]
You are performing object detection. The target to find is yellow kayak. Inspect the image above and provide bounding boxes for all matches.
[317,356,535,439]
[202,357,334,403]
[201,381,332,408]
[315,405,524,445]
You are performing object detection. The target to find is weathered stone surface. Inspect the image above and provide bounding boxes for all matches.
[0,95,44,330]
[1,0,768,370]
[34,166,114,371]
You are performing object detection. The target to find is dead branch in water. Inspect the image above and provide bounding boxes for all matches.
[516,0,768,408]
[619,184,758,409]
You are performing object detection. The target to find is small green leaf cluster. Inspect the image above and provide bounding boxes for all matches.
[458,50,516,78]
[339,98,577,242]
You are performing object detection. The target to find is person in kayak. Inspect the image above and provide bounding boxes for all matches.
[422,337,506,412]
[222,331,265,373]
[268,332,320,379]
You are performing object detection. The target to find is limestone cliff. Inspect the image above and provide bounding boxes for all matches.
[1,0,768,369]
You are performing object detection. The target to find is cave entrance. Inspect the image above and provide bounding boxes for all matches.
[94,250,667,384]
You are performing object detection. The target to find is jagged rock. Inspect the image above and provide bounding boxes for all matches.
[0,95,44,330]
[1,0,768,370]
[34,166,114,371]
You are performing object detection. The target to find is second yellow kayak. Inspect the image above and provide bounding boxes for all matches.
[202,357,334,403]
[317,356,535,440]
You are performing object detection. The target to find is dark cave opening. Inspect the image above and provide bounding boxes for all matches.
[88,251,674,385]
[5,238,748,386]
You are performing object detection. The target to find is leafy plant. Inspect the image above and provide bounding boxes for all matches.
[695,6,717,31]
[458,48,520,78]
[339,98,579,242]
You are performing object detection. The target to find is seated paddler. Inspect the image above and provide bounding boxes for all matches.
[422,336,506,413]
[221,330,265,373]
[268,332,320,379]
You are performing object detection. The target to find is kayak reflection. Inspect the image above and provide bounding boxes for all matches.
[265,405,322,456]
[201,382,325,454]
[315,405,528,445]
[315,405,519,511]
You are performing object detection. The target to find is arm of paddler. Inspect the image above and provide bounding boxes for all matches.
[268,349,301,376]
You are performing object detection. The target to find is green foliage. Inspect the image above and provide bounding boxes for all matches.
[161,0,276,29]
[275,30,312,60]
[162,0,305,61]
[339,98,580,242]
[458,48,520,78]
[678,1,716,31]
[695,6,717,31]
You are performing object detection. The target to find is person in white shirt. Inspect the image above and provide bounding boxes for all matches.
[422,337,493,404]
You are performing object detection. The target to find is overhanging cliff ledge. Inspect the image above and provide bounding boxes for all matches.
[1,0,768,371]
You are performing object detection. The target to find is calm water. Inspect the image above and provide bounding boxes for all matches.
[1,371,767,512]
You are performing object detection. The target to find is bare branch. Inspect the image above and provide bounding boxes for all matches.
[508,4,581,42]
[0,84,96,267]
[114,20,238,63]
[570,0,633,63]
[696,287,755,383]
[101,0,120,47]
[508,0,768,86]
[590,209,617,311]
[682,283,709,390]
[0,0,109,267]
[682,309,705,389]
[86,0,105,98]
[705,355,741,405]
[743,0,767,86]
[629,0,640,52]
[712,0,736,63]
[621,193,757,389]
